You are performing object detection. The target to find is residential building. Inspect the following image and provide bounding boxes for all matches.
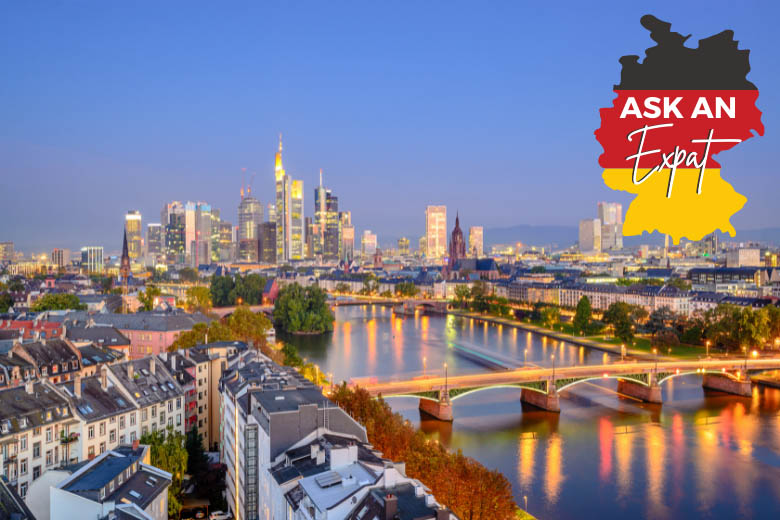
[0,476,34,519]
[578,219,601,253]
[468,226,483,258]
[80,247,104,274]
[425,206,447,259]
[66,326,131,359]
[157,352,198,435]
[51,443,171,520]
[51,248,71,270]
[11,339,81,384]
[0,381,74,500]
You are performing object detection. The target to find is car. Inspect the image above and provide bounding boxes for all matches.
[209,512,232,520]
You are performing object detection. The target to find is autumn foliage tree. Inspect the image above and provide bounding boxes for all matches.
[331,384,518,520]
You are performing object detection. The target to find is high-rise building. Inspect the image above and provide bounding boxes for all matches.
[314,171,340,261]
[397,237,410,256]
[579,219,602,252]
[238,194,263,262]
[468,226,483,257]
[266,203,276,223]
[210,208,222,262]
[192,202,214,266]
[80,246,104,274]
[274,136,292,262]
[290,179,304,260]
[0,242,13,263]
[339,212,354,263]
[418,236,426,257]
[305,217,317,259]
[124,211,142,260]
[218,221,235,261]
[448,213,466,272]
[146,223,163,265]
[51,248,71,269]
[425,205,447,259]
[258,222,277,264]
[699,233,718,256]
[161,202,185,264]
[597,202,623,250]
[361,230,377,257]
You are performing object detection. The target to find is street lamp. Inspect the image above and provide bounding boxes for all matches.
[705,340,711,359]
[652,348,658,374]
[551,354,556,380]
[444,362,448,393]
[524,495,528,512]
[423,356,427,378]
[621,344,625,362]
[524,348,528,367]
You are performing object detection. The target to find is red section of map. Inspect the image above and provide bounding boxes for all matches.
[596,90,763,169]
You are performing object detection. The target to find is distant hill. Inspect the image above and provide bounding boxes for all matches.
[483,226,780,250]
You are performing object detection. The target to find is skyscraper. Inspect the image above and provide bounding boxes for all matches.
[258,222,277,264]
[314,170,340,261]
[218,221,235,261]
[579,219,602,252]
[305,217,317,259]
[597,202,623,250]
[238,193,263,262]
[193,202,213,266]
[397,237,410,256]
[146,223,163,265]
[361,230,377,257]
[0,242,13,263]
[339,211,354,263]
[425,205,447,259]
[275,135,292,262]
[162,202,186,264]
[124,211,142,260]
[290,180,304,260]
[266,203,276,223]
[468,226,483,257]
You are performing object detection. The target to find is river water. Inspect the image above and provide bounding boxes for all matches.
[283,305,780,519]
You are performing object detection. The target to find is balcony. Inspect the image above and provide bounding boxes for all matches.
[60,432,79,445]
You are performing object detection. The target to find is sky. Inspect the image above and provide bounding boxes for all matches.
[1,1,779,253]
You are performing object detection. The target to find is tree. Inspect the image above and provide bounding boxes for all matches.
[668,277,692,291]
[335,282,350,294]
[452,285,471,309]
[185,286,212,313]
[647,306,676,335]
[603,302,634,343]
[178,267,199,283]
[140,427,188,518]
[652,328,680,349]
[273,284,335,334]
[185,427,209,476]
[31,293,87,311]
[572,296,592,335]
[138,284,162,311]
[210,276,235,307]
[7,279,24,293]
[395,281,419,297]
[0,293,12,313]
[539,306,560,329]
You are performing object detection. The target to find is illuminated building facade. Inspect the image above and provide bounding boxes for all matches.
[468,226,483,257]
[397,237,410,256]
[425,205,447,259]
[124,210,142,260]
[80,246,104,274]
[238,195,263,262]
[339,211,354,262]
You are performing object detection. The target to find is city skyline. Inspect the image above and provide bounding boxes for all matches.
[3,2,779,251]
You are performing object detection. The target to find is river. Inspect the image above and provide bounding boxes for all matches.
[282,305,780,519]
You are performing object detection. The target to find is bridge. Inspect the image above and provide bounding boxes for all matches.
[211,304,272,318]
[330,297,448,315]
[353,357,780,421]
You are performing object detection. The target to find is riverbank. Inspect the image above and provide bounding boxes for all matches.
[447,309,684,361]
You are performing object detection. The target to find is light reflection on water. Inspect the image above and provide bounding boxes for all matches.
[286,305,780,519]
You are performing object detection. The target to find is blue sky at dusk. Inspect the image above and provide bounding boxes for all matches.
[1,1,778,252]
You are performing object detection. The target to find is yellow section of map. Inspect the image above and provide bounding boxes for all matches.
[602,168,746,244]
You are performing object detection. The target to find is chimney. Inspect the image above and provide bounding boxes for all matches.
[132,438,139,450]
[127,363,134,380]
[384,494,397,520]
[72,373,81,398]
[100,368,107,390]
[149,358,155,375]
[24,381,33,394]
[436,509,449,520]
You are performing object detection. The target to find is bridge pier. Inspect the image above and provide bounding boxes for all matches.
[520,385,560,412]
[702,373,752,397]
[418,390,453,421]
[617,379,662,404]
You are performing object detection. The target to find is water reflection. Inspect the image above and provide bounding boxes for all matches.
[285,306,780,519]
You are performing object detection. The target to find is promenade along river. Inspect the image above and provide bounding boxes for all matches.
[282,305,780,519]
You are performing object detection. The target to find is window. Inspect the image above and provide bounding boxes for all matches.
[99,442,106,454]
[119,415,125,429]
[20,435,27,451]
[168,400,173,413]
[99,422,105,436]
[32,466,40,480]
[41,367,47,376]
[176,414,181,426]
[110,416,116,423]
[19,458,27,475]
[141,426,147,436]
[46,427,52,443]
[33,427,40,437]
[72,360,78,370]
[160,411,165,425]
[151,423,157,432]
[109,429,116,443]
[19,483,27,499]
[142,409,148,422]
[62,363,67,372]
[130,431,136,442]
[88,426,95,440]
[119,434,125,444]
[45,450,52,466]
[176,398,181,410]
[88,445,95,458]
[130,412,136,426]
[167,417,172,427]
[151,406,156,418]
[33,442,40,458]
